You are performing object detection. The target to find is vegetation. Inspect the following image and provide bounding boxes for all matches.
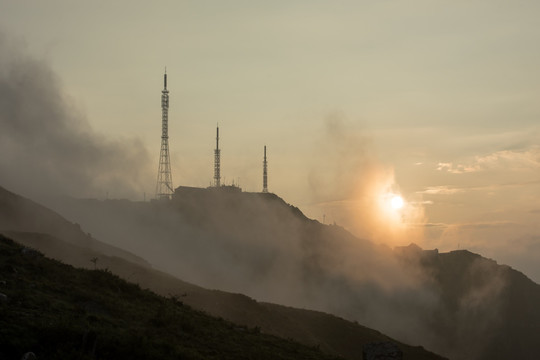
[0,234,342,360]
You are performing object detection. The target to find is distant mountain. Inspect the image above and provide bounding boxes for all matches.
[395,244,540,359]
[46,186,540,359]
[0,185,148,267]
[0,185,445,360]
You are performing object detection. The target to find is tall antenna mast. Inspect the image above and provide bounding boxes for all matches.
[213,125,221,187]
[262,145,268,193]
[155,69,174,199]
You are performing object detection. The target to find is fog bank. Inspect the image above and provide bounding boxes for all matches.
[0,34,152,202]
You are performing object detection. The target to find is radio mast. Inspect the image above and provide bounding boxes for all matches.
[214,125,221,187]
[262,145,268,193]
[155,69,174,199]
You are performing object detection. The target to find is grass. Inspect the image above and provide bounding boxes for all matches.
[0,234,342,360]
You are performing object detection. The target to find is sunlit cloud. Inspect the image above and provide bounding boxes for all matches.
[417,186,464,195]
[422,221,518,231]
[306,114,426,246]
[419,180,540,197]
[436,162,480,174]
[423,223,448,228]
[437,147,540,174]
[455,221,518,230]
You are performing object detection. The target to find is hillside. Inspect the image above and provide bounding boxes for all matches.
[0,186,445,360]
[0,186,148,267]
[4,232,444,360]
[396,244,540,359]
[0,234,343,360]
[48,186,540,359]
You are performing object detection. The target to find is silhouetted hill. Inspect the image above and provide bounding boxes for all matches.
[0,185,445,360]
[0,186,148,267]
[48,188,540,359]
[6,185,540,359]
[0,234,343,360]
[4,232,444,360]
[395,244,540,359]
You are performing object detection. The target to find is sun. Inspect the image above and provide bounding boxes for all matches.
[391,195,404,210]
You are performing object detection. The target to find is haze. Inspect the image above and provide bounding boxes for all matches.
[1,1,539,282]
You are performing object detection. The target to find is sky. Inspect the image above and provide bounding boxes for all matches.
[1,0,539,281]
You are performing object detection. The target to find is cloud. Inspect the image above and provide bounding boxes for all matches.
[476,148,540,169]
[455,221,517,230]
[0,33,153,201]
[422,221,517,234]
[437,162,479,174]
[306,113,426,245]
[437,147,540,174]
[417,186,464,195]
[418,180,540,198]
[423,222,448,228]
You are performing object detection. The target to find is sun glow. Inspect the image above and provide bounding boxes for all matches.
[373,191,411,233]
[377,191,407,223]
[316,165,426,246]
[391,195,404,210]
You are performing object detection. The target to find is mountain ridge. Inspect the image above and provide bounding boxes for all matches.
[48,187,540,359]
[0,187,149,267]
[4,184,540,359]
[0,185,445,360]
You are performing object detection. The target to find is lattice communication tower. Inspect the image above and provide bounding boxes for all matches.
[262,145,268,193]
[155,70,174,199]
[214,125,221,187]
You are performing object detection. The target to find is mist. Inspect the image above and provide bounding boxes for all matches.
[0,33,520,359]
[0,33,153,202]
[50,193,433,340]
[306,113,426,246]
[47,187,516,360]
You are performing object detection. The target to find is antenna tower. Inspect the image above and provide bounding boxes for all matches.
[262,145,268,193]
[213,125,221,187]
[155,70,174,199]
